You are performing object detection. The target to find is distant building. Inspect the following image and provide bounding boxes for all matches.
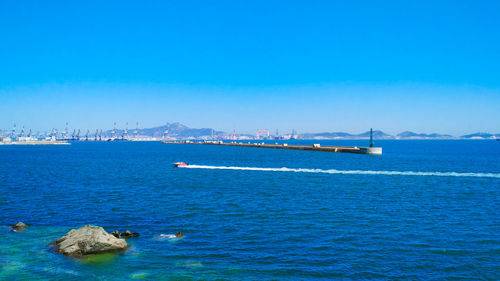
[256,129,270,139]
[18,136,37,142]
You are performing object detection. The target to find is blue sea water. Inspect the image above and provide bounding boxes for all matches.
[0,140,499,280]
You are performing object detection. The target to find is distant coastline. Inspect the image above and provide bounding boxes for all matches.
[2,122,499,141]
[300,131,500,140]
[103,123,499,141]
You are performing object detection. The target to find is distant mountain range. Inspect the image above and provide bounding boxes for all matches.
[139,123,224,138]
[396,131,454,139]
[300,130,393,139]
[460,132,500,139]
[105,122,223,138]
[105,123,500,140]
[303,130,499,140]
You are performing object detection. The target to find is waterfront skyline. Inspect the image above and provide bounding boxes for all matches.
[1,1,500,135]
[1,120,498,141]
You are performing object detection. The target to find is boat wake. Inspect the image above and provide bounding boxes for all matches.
[183,165,500,179]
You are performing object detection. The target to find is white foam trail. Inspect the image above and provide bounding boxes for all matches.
[182,165,500,179]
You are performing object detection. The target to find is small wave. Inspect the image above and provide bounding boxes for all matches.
[41,267,80,276]
[183,165,500,179]
[155,234,177,239]
[174,260,203,268]
[130,271,149,279]
[153,234,184,242]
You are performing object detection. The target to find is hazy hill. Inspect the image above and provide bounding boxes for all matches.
[356,130,393,139]
[140,123,220,138]
[106,122,221,138]
[397,131,454,139]
[460,132,500,139]
[300,130,393,139]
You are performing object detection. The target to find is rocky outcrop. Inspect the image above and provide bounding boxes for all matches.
[11,222,28,232]
[120,230,140,238]
[110,230,120,238]
[108,230,139,239]
[52,225,129,257]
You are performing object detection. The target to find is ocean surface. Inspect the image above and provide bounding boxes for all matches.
[0,140,499,280]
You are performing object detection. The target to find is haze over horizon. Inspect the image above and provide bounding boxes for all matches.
[1,1,499,135]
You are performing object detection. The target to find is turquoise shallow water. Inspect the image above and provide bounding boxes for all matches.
[0,140,499,280]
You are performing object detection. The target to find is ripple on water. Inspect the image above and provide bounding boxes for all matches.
[174,260,204,269]
[79,253,121,265]
[130,271,149,279]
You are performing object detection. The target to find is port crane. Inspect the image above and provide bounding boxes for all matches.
[133,122,139,138]
[112,122,117,139]
[63,123,68,139]
[123,122,128,140]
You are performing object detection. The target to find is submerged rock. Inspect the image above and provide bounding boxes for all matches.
[52,225,129,257]
[11,222,28,232]
[108,229,140,239]
[120,230,140,238]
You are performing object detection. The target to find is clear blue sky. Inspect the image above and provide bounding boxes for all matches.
[1,0,499,135]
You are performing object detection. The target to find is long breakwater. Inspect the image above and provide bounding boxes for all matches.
[164,141,383,155]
